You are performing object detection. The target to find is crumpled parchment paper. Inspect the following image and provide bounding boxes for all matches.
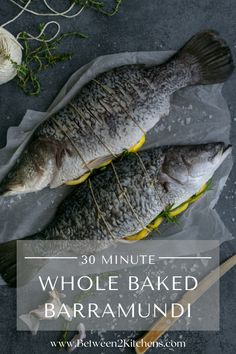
[0,50,233,249]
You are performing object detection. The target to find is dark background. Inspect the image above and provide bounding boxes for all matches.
[0,0,235,353]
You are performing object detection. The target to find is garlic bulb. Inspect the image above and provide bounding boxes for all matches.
[0,27,22,85]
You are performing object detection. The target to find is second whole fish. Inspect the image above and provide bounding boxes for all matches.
[0,142,231,286]
[0,30,234,196]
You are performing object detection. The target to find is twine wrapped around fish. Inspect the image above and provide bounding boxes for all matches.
[0,27,22,85]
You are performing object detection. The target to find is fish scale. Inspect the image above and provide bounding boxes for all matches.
[0,142,232,287]
[38,143,231,244]
[0,30,234,196]
[34,64,181,184]
[46,151,164,241]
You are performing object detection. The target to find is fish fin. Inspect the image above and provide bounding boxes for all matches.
[82,155,113,170]
[175,30,234,84]
[36,137,68,169]
[0,238,43,288]
[50,155,113,188]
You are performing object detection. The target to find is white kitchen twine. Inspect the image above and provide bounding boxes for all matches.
[0,0,85,85]
[3,0,85,20]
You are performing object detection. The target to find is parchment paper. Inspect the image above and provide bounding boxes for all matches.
[0,51,233,248]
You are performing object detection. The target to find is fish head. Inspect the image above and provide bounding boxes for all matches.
[161,143,232,190]
[0,139,59,197]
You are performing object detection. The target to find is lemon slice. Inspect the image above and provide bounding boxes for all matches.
[65,171,91,186]
[124,228,150,241]
[128,135,146,153]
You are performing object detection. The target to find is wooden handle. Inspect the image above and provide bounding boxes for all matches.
[135,255,236,354]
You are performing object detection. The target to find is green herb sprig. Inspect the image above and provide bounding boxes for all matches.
[160,206,179,224]
[11,24,88,96]
[57,321,70,351]
[204,179,213,192]
[73,0,124,16]
[6,0,124,95]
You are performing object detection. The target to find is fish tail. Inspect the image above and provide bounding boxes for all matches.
[0,237,42,287]
[175,30,234,85]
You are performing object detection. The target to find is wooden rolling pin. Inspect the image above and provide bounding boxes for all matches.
[135,255,236,354]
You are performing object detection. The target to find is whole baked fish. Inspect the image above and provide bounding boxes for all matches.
[0,143,231,286]
[0,30,234,196]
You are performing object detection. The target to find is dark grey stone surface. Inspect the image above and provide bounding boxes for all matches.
[0,0,235,353]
